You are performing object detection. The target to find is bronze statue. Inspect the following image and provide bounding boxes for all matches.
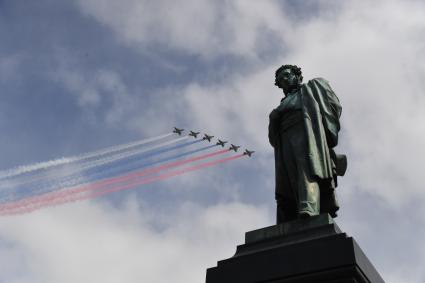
[268,65,346,223]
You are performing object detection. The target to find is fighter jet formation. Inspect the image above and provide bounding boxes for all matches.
[173,127,253,157]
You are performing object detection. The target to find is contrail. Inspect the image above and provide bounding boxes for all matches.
[0,142,215,204]
[44,137,193,185]
[61,143,218,186]
[0,136,190,198]
[1,153,244,215]
[76,138,199,174]
[0,132,174,181]
[0,149,231,213]
[90,153,245,198]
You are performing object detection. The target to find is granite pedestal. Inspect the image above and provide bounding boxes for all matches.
[206,214,385,283]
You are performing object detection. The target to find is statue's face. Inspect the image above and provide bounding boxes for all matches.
[275,68,300,94]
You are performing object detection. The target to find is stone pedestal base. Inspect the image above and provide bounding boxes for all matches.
[206,214,385,283]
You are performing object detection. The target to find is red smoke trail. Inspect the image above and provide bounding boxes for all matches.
[2,154,244,215]
[0,132,174,181]
[0,149,230,213]
[90,153,245,198]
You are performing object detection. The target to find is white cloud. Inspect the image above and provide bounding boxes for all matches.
[283,0,425,207]
[181,68,277,149]
[106,2,425,280]
[0,53,24,82]
[0,199,269,283]
[142,0,425,209]
[49,54,137,126]
[75,0,425,208]
[76,0,288,59]
[3,1,424,282]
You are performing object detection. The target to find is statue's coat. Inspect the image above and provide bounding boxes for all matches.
[269,78,342,208]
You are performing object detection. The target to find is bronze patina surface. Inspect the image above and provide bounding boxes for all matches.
[269,65,346,223]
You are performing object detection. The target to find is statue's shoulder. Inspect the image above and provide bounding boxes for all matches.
[308,77,331,87]
[304,78,335,95]
[302,77,339,103]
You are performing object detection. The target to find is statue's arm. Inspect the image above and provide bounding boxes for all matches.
[268,108,280,148]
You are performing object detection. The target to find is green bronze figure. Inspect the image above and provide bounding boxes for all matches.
[269,65,347,223]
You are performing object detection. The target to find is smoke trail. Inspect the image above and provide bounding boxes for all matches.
[91,154,245,198]
[0,132,174,181]
[45,137,195,184]
[66,144,218,185]
[79,138,202,173]
[0,142,216,204]
[0,149,231,213]
[0,136,190,199]
[2,154,244,215]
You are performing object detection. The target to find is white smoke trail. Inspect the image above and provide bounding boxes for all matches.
[0,152,243,216]
[0,136,190,201]
[44,136,189,189]
[0,132,173,181]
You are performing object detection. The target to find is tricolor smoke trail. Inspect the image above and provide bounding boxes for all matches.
[90,154,244,198]
[0,135,189,191]
[0,136,193,201]
[27,137,197,190]
[69,143,218,185]
[0,148,231,213]
[0,130,252,216]
[1,153,244,215]
[0,142,216,204]
[0,132,173,180]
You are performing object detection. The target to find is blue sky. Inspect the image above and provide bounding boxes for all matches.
[1,0,425,282]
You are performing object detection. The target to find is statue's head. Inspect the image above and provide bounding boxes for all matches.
[275,65,303,95]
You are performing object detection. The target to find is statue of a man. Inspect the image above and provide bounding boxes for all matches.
[268,65,346,223]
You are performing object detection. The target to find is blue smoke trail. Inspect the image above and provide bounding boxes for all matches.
[70,139,205,180]
[84,144,218,181]
[0,137,190,201]
[50,144,219,192]
[0,132,174,181]
[0,139,210,203]
[0,134,185,190]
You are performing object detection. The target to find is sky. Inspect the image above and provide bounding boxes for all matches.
[1,0,425,282]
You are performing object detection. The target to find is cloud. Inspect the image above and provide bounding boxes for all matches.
[2,1,425,282]
[76,0,288,59]
[0,53,24,82]
[182,66,278,147]
[49,54,137,126]
[282,0,425,207]
[141,0,425,208]
[94,3,425,280]
[0,198,269,283]
[73,0,425,209]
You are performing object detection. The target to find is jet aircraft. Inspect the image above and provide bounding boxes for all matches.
[173,127,184,135]
[243,149,255,157]
[203,134,214,142]
[216,139,228,147]
[229,144,240,152]
[189,131,200,138]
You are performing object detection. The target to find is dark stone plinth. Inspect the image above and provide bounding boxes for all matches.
[206,214,385,283]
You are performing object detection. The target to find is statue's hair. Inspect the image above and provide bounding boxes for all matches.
[275,64,303,82]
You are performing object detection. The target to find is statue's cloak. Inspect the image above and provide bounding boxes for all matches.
[269,77,342,184]
[301,78,342,180]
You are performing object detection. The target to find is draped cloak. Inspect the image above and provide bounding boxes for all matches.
[269,78,343,214]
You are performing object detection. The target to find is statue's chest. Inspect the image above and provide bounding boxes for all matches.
[279,92,301,113]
